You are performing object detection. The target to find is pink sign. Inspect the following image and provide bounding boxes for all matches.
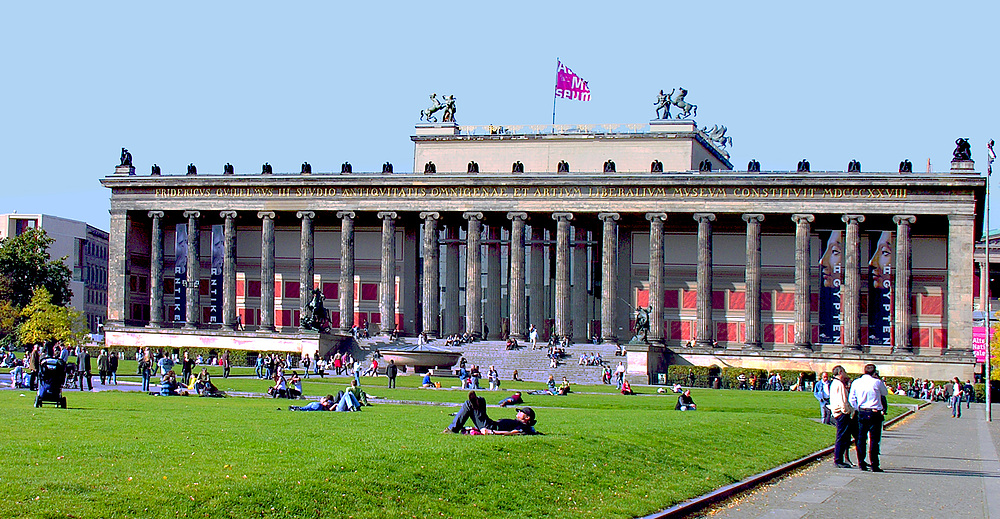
[973,326,988,363]
[555,61,591,101]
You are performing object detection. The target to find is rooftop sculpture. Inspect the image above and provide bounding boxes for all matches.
[420,93,457,123]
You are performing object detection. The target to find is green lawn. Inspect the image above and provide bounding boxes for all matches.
[1,385,914,519]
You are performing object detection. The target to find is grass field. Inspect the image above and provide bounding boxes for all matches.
[2,377,914,519]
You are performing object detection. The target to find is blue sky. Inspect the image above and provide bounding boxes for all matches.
[2,1,998,232]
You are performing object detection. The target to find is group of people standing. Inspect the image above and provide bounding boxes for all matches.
[816,364,890,472]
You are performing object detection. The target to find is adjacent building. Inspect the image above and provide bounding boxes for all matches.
[0,213,110,333]
[100,119,985,380]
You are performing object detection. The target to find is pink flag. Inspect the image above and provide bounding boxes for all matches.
[555,61,591,101]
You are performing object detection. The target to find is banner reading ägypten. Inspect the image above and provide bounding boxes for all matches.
[818,230,843,344]
[555,61,591,101]
[867,231,894,347]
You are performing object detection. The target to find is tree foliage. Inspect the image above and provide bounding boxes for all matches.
[0,228,73,308]
[18,287,87,347]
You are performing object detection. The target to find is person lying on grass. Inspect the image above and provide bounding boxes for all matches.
[289,394,335,411]
[498,391,523,407]
[443,391,538,435]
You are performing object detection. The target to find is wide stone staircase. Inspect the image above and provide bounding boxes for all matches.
[354,336,625,384]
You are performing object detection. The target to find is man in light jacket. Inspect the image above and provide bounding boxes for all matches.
[813,371,832,425]
[828,365,853,468]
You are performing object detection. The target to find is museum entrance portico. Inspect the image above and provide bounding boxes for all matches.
[101,122,985,380]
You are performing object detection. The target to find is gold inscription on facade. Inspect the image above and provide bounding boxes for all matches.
[154,186,908,200]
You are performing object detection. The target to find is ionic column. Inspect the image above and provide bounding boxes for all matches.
[220,211,238,330]
[378,211,397,335]
[147,211,165,328]
[646,213,667,343]
[528,223,546,335]
[842,214,865,350]
[184,210,201,329]
[485,223,502,340]
[337,211,356,333]
[893,215,916,353]
[106,209,128,326]
[297,211,315,332]
[571,224,589,342]
[507,212,528,340]
[694,213,716,348]
[743,214,765,349]
[464,212,484,337]
[258,211,276,332]
[420,212,440,338]
[598,213,619,342]
[444,223,460,335]
[792,214,814,349]
[552,213,573,339]
[947,213,975,354]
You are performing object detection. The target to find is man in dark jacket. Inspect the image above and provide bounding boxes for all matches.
[386,359,398,388]
[78,348,93,391]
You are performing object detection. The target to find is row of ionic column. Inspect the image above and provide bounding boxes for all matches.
[641,212,917,351]
[147,210,392,334]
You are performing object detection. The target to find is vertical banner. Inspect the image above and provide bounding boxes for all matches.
[868,231,894,346]
[973,326,988,363]
[173,223,187,322]
[210,225,224,323]
[818,230,843,344]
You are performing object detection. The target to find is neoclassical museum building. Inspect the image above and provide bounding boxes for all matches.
[102,119,985,381]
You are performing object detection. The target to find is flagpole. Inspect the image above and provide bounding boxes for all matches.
[988,139,995,422]
[552,58,559,125]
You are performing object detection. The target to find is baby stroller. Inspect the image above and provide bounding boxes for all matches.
[35,357,68,408]
[64,362,79,389]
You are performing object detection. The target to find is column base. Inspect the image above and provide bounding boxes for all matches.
[183,323,199,330]
[146,322,163,329]
[257,326,276,333]
[792,342,813,351]
[743,342,763,350]
[695,340,714,349]
[841,345,863,354]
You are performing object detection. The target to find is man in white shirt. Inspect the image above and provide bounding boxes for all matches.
[848,363,889,472]
[828,365,854,468]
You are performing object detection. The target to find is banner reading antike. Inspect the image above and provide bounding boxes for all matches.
[173,223,187,322]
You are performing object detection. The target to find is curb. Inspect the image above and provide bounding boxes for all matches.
[636,404,922,519]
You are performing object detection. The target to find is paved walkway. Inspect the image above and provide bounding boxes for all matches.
[695,402,1000,518]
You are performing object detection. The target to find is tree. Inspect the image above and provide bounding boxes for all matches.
[0,228,73,308]
[18,287,87,348]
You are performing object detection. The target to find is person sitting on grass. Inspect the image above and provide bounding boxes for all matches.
[267,372,288,398]
[512,370,523,382]
[558,377,571,395]
[334,389,362,411]
[621,379,635,395]
[346,379,370,406]
[546,375,558,395]
[288,372,303,399]
[498,391,523,407]
[195,368,215,395]
[289,394,336,411]
[675,389,697,411]
[159,370,184,396]
[421,372,434,388]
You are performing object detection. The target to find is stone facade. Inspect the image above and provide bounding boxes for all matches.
[100,122,985,380]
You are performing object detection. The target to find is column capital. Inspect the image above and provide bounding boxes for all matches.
[183,210,201,219]
[892,214,916,225]
[506,211,528,222]
[257,211,275,220]
[296,211,315,220]
[841,214,865,224]
[645,212,667,222]
[377,211,397,220]
[220,210,238,219]
[693,212,716,222]
[791,213,815,224]
[147,210,165,219]
[336,210,355,220]
[551,212,573,222]
[598,212,620,222]
[742,213,765,223]
[419,211,441,221]
[463,211,484,221]
[948,213,975,223]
